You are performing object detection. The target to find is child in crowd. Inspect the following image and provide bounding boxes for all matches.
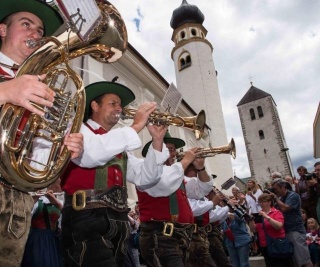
[306,218,320,267]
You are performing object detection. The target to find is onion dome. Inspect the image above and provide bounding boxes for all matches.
[170,0,205,30]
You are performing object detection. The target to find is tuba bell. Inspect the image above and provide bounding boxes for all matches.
[121,108,206,140]
[177,138,236,159]
[0,1,127,191]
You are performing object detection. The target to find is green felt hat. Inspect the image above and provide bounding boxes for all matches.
[0,0,64,36]
[141,132,185,157]
[84,81,135,122]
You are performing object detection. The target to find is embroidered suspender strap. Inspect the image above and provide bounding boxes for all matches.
[169,182,185,222]
[94,152,128,190]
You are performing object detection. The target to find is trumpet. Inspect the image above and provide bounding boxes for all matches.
[213,186,253,222]
[120,108,206,140]
[176,138,236,159]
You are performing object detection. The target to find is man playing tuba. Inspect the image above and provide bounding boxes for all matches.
[0,1,83,266]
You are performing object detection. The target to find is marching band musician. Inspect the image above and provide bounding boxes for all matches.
[185,164,233,267]
[137,133,214,267]
[0,1,83,266]
[60,81,169,267]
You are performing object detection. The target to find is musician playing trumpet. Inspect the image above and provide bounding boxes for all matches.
[137,133,214,267]
[60,81,170,267]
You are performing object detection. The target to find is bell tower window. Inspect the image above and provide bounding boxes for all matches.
[257,106,264,118]
[250,108,256,120]
[180,31,186,40]
[179,52,192,70]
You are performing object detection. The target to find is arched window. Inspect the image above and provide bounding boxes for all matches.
[259,130,265,140]
[180,31,186,39]
[191,28,197,36]
[250,108,256,120]
[179,52,192,70]
[257,106,264,118]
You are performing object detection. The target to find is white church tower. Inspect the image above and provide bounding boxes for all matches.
[170,0,233,188]
[237,84,294,187]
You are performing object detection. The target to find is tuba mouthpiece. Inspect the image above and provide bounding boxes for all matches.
[26,39,45,49]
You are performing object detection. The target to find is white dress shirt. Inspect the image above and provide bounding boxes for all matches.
[188,197,229,223]
[140,162,213,198]
[73,120,170,194]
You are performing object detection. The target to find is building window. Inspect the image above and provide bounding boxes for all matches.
[250,108,256,120]
[191,28,197,36]
[259,130,265,140]
[257,106,264,118]
[180,31,186,39]
[179,52,192,70]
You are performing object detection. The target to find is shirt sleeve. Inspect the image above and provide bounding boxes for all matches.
[285,192,300,210]
[188,198,214,217]
[73,125,141,168]
[209,206,229,223]
[136,163,185,197]
[126,143,169,189]
[184,176,214,199]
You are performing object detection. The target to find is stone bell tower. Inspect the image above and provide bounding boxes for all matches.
[237,84,294,187]
[170,0,233,188]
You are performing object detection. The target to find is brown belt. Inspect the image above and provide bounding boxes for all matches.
[64,185,128,212]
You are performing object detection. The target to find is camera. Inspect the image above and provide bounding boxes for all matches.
[253,214,263,223]
[304,173,317,180]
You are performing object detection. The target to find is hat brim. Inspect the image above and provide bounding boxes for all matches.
[0,0,63,36]
[84,81,135,122]
[142,137,185,157]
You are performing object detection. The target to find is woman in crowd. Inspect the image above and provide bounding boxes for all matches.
[249,193,294,267]
[306,218,320,267]
[222,211,251,267]
[21,179,64,267]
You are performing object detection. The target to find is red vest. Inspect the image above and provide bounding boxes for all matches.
[137,182,194,224]
[60,127,124,195]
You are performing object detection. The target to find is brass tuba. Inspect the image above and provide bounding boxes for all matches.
[121,108,206,140]
[0,1,127,191]
[177,138,236,159]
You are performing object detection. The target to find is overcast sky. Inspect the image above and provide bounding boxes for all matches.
[114,0,320,178]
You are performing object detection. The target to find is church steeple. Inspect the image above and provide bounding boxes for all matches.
[170,0,204,30]
[170,0,233,190]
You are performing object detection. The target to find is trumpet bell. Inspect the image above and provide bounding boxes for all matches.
[206,138,236,159]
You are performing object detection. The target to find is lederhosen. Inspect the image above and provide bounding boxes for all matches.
[138,182,200,267]
[0,67,34,267]
[195,211,232,267]
[60,124,130,267]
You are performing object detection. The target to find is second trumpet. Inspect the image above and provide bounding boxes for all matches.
[177,138,236,159]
